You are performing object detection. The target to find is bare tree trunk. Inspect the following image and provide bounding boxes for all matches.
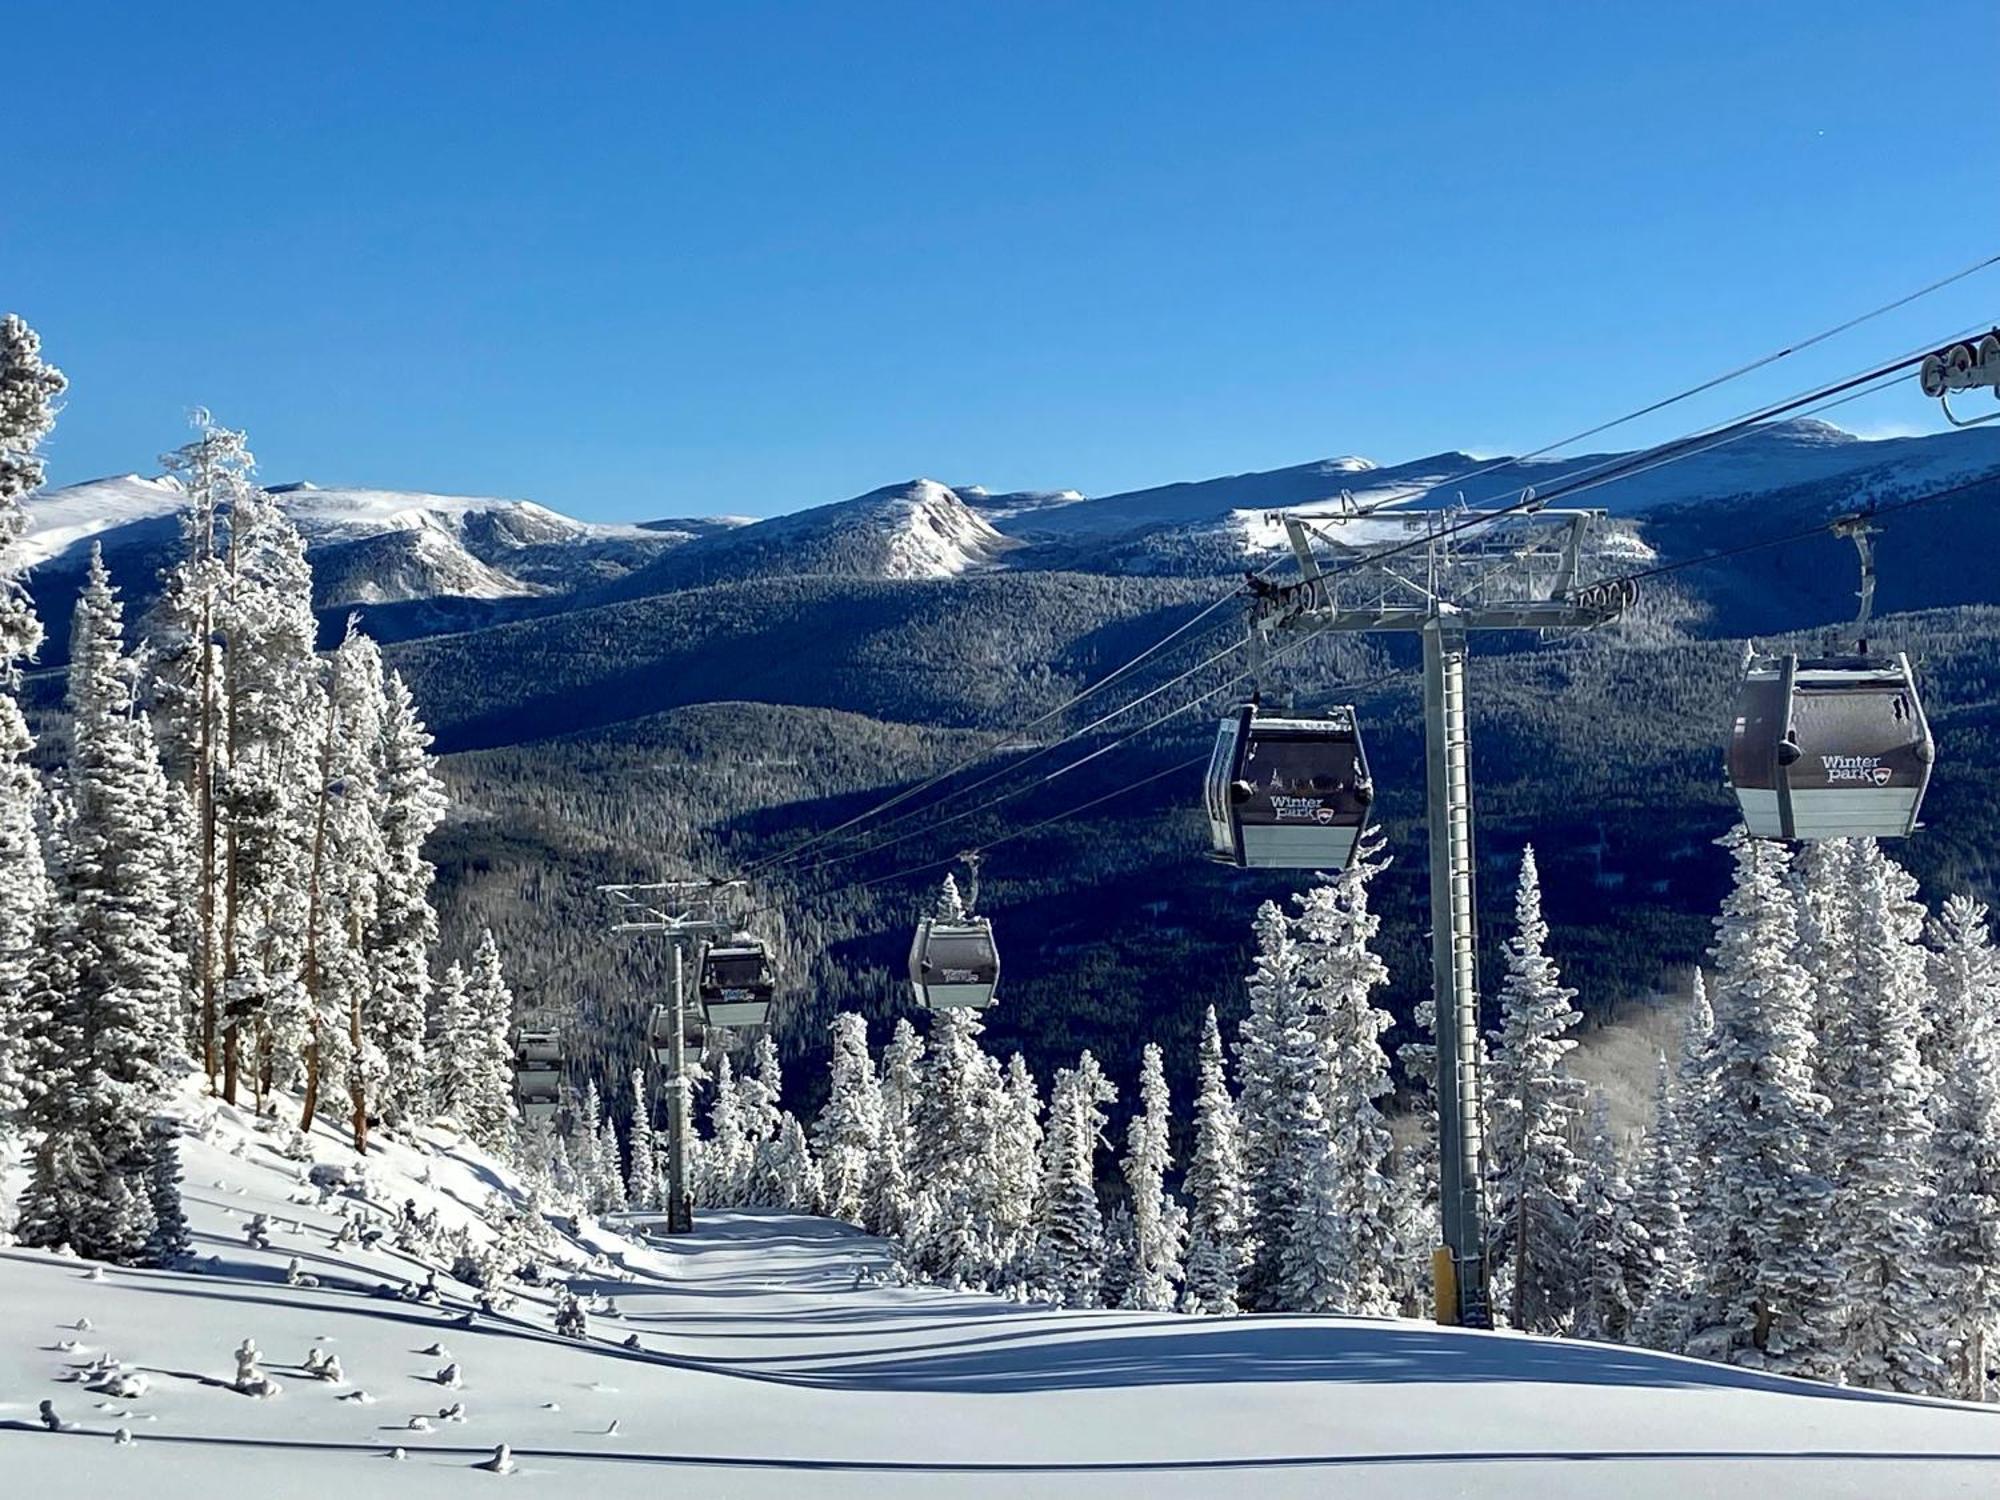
[1512,1083,1531,1332]
[298,679,339,1131]
[196,490,219,1086]
[220,519,243,1106]
[349,906,369,1155]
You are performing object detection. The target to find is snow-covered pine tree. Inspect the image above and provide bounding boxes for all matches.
[17,550,184,1262]
[861,1018,924,1238]
[627,1068,659,1212]
[764,1114,824,1214]
[1484,845,1584,1333]
[1120,1043,1186,1311]
[209,474,321,1108]
[1182,1005,1247,1315]
[1390,995,1442,1314]
[860,1102,913,1240]
[1631,1050,1695,1352]
[299,625,388,1149]
[1236,900,1333,1313]
[573,1077,608,1206]
[1927,895,2000,1399]
[992,1052,1044,1284]
[0,316,58,1142]
[1671,971,1717,1240]
[143,1118,192,1268]
[1685,830,1837,1378]
[703,1054,750,1207]
[1820,839,1945,1394]
[1292,842,1402,1315]
[427,962,475,1127]
[741,1035,790,1207]
[593,1107,628,1215]
[814,1013,881,1225]
[906,1007,1006,1286]
[460,931,518,1151]
[1573,1093,1649,1342]
[368,670,447,1132]
[151,416,249,1083]
[1099,1203,1136,1311]
[0,313,66,500]
[1035,1051,1115,1308]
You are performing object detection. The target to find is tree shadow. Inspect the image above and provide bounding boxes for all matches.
[757,1319,1966,1405]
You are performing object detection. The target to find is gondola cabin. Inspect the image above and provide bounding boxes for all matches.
[1728,652,1933,840]
[648,1003,704,1064]
[514,1029,562,1123]
[698,942,775,1029]
[909,917,1000,1010]
[1205,703,1374,870]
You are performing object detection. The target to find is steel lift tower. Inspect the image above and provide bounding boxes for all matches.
[600,878,744,1234]
[1252,504,1634,1327]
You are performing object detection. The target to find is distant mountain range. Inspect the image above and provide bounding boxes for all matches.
[22,420,2000,627]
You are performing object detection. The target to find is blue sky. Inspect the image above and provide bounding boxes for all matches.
[6,2,1998,521]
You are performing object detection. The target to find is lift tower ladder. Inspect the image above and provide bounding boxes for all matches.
[1254,504,1634,1328]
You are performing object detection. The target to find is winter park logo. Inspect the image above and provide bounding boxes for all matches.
[1820,754,1894,786]
[1269,794,1333,822]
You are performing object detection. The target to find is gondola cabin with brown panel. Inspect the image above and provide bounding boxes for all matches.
[698,941,775,1029]
[1205,703,1375,870]
[1728,652,1934,840]
[909,917,1000,1010]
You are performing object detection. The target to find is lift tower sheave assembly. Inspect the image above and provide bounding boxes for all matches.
[1256,505,1634,1329]
[600,878,747,1235]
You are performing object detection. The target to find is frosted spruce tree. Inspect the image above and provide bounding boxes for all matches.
[1236,900,1333,1313]
[151,416,249,1082]
[814,1013,882,1224]
[143,1118,192,1268]
[1630,1050,1695,1351]
[1035,1051,1114,1307]
[907,1006,1006,1286]
[17,551,185,1262]
[299,625,388,1150]
[627,1068,659,1212]
[369,670,447,1130]
[1182,1006,1247,1314]
[1820,839,1945,1393]
[1927,896,2000,1399]
[1685,830,1837,1378]
[703,1054,750,1206]
[741,1034,790,1207]
[1484,845,1584,1333]
[574,1078,610,1206]
[0,315,60,1144]
[427,962,475,1127]
[862,1018,924,1237]
[459,930,518,1150]
[860,1099,913,1239]
[1573,1093,1649,1342]
[213,477,321,1108]
[992,1052,1045,1284]
[1290,842,1401,1315]
[593,1106,628,1214]
[1119,1043,1186,1311]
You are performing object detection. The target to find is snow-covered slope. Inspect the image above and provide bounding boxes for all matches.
[4,1079,1998,1497]
[595,478,1018,598]
[12,477,729,604]
[990,421,2000,553]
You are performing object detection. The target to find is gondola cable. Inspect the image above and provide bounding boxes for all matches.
[737,280,2000,880]
[797,328,1985,870]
